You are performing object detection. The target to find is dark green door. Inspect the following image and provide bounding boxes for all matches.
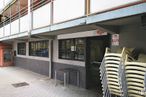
[86,36,110,91]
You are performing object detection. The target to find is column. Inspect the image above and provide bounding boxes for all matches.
[28,0,33,38]
[49,39,53,78]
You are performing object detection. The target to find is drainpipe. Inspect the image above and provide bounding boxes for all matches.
[48,0,54,79]
[49,39,53,78]
[50,0,53,25]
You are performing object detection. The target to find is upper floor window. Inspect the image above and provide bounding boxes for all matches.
[17,43,26,55]
[29,40,49,57]
[59,38,85,61]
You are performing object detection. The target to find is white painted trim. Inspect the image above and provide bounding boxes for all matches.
[17,55,50,61]
[57,30,107,39]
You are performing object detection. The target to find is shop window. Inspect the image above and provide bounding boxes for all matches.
[59,38,85,61]
[4,49,12,62]
[17,43,26,55]
[29,40,49,57]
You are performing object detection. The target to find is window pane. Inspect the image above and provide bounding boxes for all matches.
[59,39,72,59]
[29,40,49,57]
[66,39,72,59]
[75,38,85,60]
[59,40,66,58]
[4,49,12,62]
[17,43,26,55]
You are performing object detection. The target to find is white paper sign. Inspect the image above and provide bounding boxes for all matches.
[112,34,119,46]
[71,46,76,51]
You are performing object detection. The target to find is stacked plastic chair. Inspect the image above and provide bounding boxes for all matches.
[125,55,146,97]
[100,47,130,97]
[100,48,111,97]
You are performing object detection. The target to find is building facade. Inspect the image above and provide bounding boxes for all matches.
[0,0,146,91]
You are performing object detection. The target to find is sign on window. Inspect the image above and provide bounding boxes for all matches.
[112,34,119,46]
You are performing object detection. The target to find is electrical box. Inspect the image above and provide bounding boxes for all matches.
[0,43,13,67]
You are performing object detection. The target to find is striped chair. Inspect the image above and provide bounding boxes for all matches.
[100,47,131,97]
[100,48,111,97]
[125,55,146,97]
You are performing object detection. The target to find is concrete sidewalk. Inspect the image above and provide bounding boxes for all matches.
[0,67,97,97]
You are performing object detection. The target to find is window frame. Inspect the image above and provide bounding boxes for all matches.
[29,40,49,57]
[17,42,26,55]
[74,38,85,61]
[59,38,85,61]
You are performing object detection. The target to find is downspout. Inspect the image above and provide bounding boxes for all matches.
[49,0,54,78]
[49,39,53,78]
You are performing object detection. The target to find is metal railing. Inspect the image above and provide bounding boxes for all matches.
[0,0,28,37]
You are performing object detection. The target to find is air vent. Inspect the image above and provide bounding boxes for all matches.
[12,82,29,88]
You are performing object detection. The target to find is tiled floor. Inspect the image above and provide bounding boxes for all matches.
[0,67,97,97]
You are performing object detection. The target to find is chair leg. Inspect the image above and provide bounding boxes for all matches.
[77,71,80,87]
[64,73,67,87]
[55,70,57,86]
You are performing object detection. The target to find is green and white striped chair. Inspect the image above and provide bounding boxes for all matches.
[125,55,146,97]
[100,48,111,97]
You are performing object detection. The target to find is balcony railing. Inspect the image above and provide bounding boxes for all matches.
[0,0,144,39]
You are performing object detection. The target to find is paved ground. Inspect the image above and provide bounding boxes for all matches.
[0,67,97,97]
